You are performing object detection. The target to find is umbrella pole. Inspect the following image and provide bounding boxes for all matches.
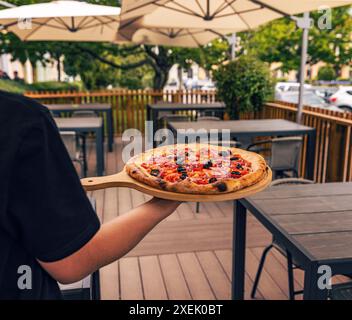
[295,12,311,123]
[230,33,236,60]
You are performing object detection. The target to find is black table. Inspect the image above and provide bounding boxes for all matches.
[47,103,114,152]
[147,102,226,142]
[234,182,352,300]
[169,119,316,180]
[55,117,104,176]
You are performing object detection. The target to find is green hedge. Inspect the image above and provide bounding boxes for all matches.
[30,81,83,92]
[0,79,84,94]
[0,79,30,94]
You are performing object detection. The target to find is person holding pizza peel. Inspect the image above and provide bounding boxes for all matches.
[0,91,181,299]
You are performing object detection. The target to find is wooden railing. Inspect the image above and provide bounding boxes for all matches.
[254,102,352,183]
[26,89,352,183]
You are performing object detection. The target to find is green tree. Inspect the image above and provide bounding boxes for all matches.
[214,56,273,120]
[239,6,352,79]
[317,66,336,81]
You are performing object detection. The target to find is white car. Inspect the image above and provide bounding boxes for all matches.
[275,82,312,100]
[329,87,352,111]
[276,91,342,112]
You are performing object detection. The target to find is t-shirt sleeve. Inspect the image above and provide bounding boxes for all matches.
[7,109,100,262]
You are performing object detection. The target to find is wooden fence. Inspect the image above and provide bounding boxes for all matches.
[250,102,352,184]
[26,89,352,183]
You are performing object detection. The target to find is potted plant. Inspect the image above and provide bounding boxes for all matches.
[214,56,273,119]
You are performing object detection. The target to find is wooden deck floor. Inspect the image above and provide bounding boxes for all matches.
[83,138,347,300]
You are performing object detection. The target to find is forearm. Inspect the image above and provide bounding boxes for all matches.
[89,198,179,269]
[40,198,180,284]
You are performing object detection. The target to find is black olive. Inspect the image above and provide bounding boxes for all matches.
[236,164,243,170]
[216,182,227,192]
[150,169,160,176]
[203,160,213,169]
[230,156,239,161]
[177,166,186,172]
[209,177,217,183]
[180,174,187,180]
[185,152,189,157]
[232,171,241,175]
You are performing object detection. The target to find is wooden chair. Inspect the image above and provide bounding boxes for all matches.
[251,178,314,300]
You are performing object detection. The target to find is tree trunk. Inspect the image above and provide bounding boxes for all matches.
[57,55,61,82]
[334,65,340,79]
[231,101,240,120]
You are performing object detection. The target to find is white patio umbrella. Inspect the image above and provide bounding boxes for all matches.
[117,17,235,47]
[0,0,120,42]
[120,0,352,122]
[121,0,350,29]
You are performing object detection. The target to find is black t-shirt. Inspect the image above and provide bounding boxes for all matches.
[0,91,100,299]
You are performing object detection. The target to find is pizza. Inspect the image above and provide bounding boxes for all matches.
[126,144,267,194]
[125,143,267,195]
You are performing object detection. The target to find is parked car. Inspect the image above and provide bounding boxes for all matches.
[275,82,312,94]
[328,86,352,111]
[312,86,338,101]
[276,91,342,112]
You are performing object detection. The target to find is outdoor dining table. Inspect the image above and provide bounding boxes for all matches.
[147,102,226,142]
[55,117,104,176]
[47,103,114,152]
[168,119,316,180]
[234,182,352,300]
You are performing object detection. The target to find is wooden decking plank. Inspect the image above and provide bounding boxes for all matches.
[159,254,192,300]
[214,249,264,300]
[131,189,146,208]
[188,202,211,220]
[100,187,120,300]
[215,201,232,217]
[100,262,120,300]
[199,201,226,218]
[196,251,231,300]
[177,252,215,300]
[118,187,133,215]
[245,248,287,300]
[252,247,293,298]
[177,203,196,220]
[120,257,144,300]
[271,249,304,289]
[139,256,168,300]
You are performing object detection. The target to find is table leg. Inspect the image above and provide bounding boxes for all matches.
[152,109,158,148]
[306,130,316,180]
[96,127,104,176]
[107,109,114,152]
[303,263,328,300]
[147,105,151,121]
[232,200,247,300]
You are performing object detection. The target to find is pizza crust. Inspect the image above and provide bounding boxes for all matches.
[126,144,268,194]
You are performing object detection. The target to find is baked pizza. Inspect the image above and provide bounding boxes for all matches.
[126,144,267,194]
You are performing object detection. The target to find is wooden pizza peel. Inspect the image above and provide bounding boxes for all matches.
[81,167,272,202]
